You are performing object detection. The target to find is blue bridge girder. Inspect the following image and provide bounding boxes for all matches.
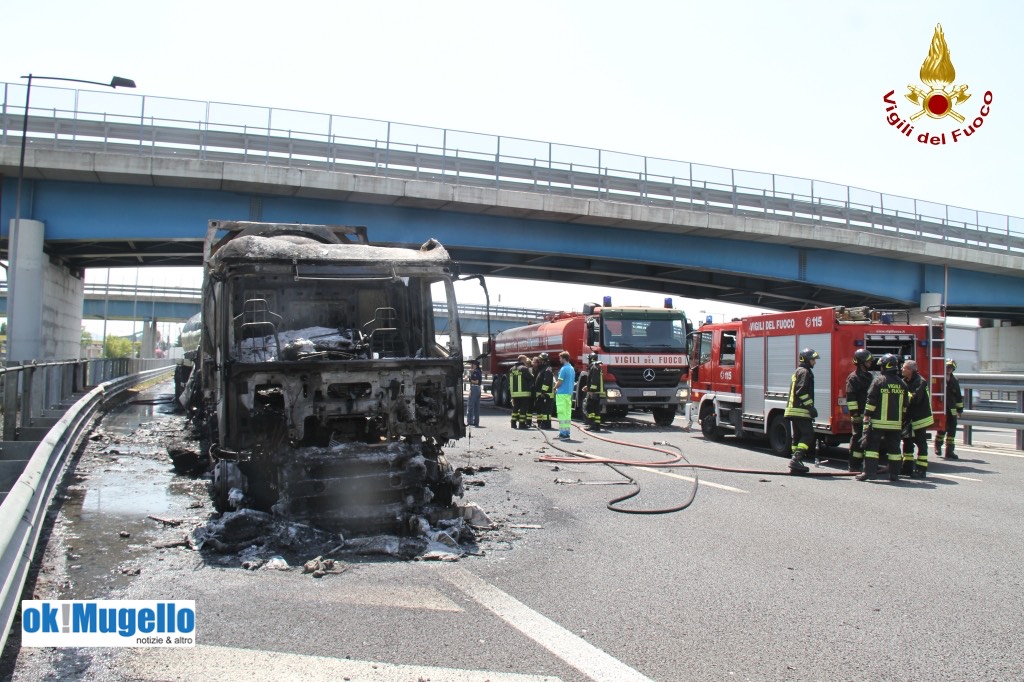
[1,82,1022,319]
[0,282,549,336]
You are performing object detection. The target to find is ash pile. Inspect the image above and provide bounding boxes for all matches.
[190,502,492,572]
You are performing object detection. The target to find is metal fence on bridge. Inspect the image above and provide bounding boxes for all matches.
[958,373,1024,450]
[2,82,1022,254]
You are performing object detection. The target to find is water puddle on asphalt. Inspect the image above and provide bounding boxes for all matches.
[56,383,205,598]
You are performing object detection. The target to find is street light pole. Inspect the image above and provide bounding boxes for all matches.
[7,74,135,362]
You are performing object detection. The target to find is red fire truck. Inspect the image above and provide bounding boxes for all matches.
[689,306,947,455]
[489,299,692,425]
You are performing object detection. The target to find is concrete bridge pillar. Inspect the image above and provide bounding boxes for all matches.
[141,320,158,358]
[471,336,481,359]
[7,219,45,362]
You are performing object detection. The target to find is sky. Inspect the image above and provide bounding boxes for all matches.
[4,0,1021,338]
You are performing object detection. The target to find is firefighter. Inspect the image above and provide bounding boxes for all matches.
[845,349,874,473]
[934,359,964,460]
[784,348,819,474]
[583,352,605,431]
[532,352,555,430]
[509,355,533,429]
[900,359,934,478]
[857,353,908,482]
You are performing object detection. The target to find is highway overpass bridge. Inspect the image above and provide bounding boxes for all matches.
[0,282,550,337]
[1,81,1022,360]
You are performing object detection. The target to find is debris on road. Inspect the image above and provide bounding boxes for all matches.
[152,536,190,549]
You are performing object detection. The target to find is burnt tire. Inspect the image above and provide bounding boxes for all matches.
[768,413,791,457]
[653,406,677,427]
[495,375,510,407]
[701,413,724,441]
[574,379,587,419]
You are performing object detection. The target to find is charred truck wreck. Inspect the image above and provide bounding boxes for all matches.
[185,221,466,535]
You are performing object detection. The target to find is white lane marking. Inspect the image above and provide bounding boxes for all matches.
[929,472,983,482]
[957,447,1024,459]
[640,467,748,493]
[442,566,654,682]
[123,644,560,681]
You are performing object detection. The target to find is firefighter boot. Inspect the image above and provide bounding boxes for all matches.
[945,441,958,460]
[789,454,809,475]
[856,458,878,482]
[848,452,864,473]
[901,456,914,477]
[934,438,943,458]
[911,462,927,479]
[889,457,901,482]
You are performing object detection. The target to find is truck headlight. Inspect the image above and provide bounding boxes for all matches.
[676,387,690,400]
[606,388,622,398]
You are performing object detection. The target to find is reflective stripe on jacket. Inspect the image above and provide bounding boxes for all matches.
[784,365,814,419]
[588,364,606,397]
[536,367,554,398]
[946,374,964,413]
[510,365,532,398]
[864,372,908,430]
[845,368,872,417]
[905,371,935,431]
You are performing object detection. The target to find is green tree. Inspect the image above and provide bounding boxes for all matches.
[81,327,93,346]
[104,336,135,358]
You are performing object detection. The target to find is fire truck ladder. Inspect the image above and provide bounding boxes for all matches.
[927,316,947,421]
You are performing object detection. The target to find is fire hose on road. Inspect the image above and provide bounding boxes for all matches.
[536,423,857,515]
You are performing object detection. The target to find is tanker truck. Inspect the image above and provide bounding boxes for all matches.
[489,298,692,426]
[191,221,465,534]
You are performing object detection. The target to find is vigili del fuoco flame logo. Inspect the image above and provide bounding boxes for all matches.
[882,24,993,145]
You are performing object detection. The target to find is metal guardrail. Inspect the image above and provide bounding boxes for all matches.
[2,358,174,442]
[0,364,174,652]
[2,82,1022,254]
[957,373,1024,450]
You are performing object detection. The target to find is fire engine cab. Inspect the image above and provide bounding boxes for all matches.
[689,306,947,456]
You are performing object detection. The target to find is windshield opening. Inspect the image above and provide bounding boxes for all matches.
[228,271,459,362]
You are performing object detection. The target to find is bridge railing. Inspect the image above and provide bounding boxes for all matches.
[958,373,1024,450]
[1,358,175,442]
[82,283,201,300]
[3,81,1022,254]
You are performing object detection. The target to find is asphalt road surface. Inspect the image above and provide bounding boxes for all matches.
[4,384,1024,681]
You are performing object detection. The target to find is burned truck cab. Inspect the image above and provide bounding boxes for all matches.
[198,221,465,533]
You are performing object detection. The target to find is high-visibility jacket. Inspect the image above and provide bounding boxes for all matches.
[946,374,964,414]
[845,368,873,418]
[535,366,554,398]
[784,364,815,419]
[905,371,935,431]
[587,363,605,397]
[510,363,532,398]
[864,371,908,430]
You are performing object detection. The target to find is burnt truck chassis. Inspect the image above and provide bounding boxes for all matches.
[196,221,465,535]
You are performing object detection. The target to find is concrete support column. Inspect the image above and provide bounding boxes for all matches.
[141,320,157,358]
[7,218,45,362]
[471,335,481,359]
